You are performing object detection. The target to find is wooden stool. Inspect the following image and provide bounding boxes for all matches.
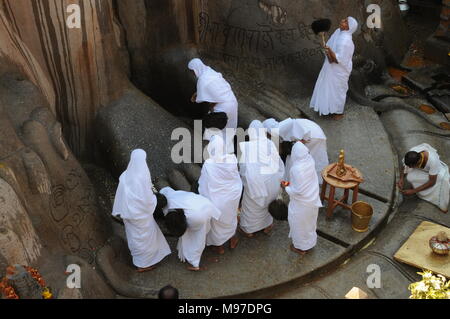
[321,164,363,219]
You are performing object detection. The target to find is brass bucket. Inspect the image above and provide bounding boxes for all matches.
[351,201,373,233]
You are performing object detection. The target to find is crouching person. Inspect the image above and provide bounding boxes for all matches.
[159,187,222,271]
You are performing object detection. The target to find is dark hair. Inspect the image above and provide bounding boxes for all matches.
[280,141,294,163]
[158,285,179,299]
[405,151,421,167]
[154,193,167,220]
[203,112,228,130]
[269,199,288,221]
[165,209,188,237]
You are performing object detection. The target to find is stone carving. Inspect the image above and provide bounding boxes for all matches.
[0,228,29,266]
[21,149,51,195]
[51,123,70,161]
[0,178,41,264]
[258,0,287,26]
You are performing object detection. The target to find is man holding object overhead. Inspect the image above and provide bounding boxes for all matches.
[310,17,358,121]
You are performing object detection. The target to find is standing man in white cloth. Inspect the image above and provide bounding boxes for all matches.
[239,120,285,237]
[282,142,323,255]
[276,118,329,184]
[159,186,222,271]
[199,135,243,254]
[188,58,238,154]
[112,149,171,272]
[398,143,449,213]
[310,17,358,121]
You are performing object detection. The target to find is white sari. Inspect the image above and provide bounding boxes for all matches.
[199,135,243,246]
[239,121,285,234]
[189,58,238,154]
[160,187,221,268]
[405,143,450,211]
[310,17,358,116]
[285,143,323,251]
[277,118,329,183]
[112,150,171,268]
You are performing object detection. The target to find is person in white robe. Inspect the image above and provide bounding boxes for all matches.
[112,149,171,272]
[189,58,238,154]
[282,142,323,255]
[239,120,285,236]
[159,186,222,271]
[398,143,449,213]
[199,135,243,254]
[310,17,358,120]
[276,118,329,183]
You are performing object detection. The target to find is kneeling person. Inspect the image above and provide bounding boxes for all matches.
[399,143,449,213]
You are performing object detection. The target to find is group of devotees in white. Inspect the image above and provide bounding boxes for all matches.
[111,17,449,272]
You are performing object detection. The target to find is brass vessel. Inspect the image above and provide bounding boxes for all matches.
[351,201,373,233]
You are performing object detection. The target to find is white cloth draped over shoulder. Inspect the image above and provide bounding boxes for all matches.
[199,135,243,246]
[404,143,450,212]
[188,58,238,154]
[275,118,329,183]
[112,149,171,268]
[285,143,322,251]
[296,119,329,183]
[160,187,221,268]
[310,17,358,116]
[239,121,285,234]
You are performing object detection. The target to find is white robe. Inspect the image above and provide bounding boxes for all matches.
[199,135,243,246]
[112,149,171,268]
[160,187,221,268]
[297,119,329,184]
[277,118,329,183]
[189,58,238,154]
[285,143,323,251]
[239,121,285,234]
[310,17,358,116]
[404,144,450,212]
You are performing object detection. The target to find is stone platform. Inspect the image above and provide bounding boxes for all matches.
[95,96,397,299]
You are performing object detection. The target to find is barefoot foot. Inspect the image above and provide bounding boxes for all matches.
[239,227,255,238]
[290,244,307,256]
[137,266,156,273]
[187,265,207,272]
[332,114,344,121]
[212,246,225,255]
[263,224,274,235]
[230,236,239,249]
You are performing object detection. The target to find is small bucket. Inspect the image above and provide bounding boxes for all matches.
[351,201,373,233]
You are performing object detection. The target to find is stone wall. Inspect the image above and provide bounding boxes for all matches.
[0,0,129,159]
